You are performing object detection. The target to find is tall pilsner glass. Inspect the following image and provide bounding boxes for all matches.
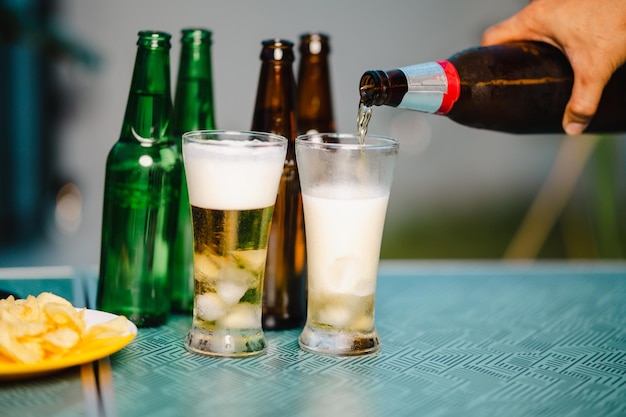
[183,130,287,357]
[296,133,398,356]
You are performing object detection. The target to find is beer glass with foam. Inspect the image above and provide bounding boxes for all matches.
[296,133,398,356]
[183,130,287,357]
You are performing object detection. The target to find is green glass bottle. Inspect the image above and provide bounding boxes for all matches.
[170,28,216,313]
[97,31,180,327]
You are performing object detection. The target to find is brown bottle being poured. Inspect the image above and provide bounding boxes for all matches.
[251,39,306,330]
[359,41,626,134]
[297,32,336,134]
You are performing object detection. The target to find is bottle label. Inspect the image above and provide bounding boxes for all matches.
[398,61,460,114]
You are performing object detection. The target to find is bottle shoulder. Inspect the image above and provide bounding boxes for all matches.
[106,141,181,170]
[449,41,573,82]
[252,70,297,137]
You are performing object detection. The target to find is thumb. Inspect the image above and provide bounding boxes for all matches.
[563,70,610,135]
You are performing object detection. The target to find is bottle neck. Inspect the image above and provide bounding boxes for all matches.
[297,49,334,133]
[259,38,295,62]
[360,61,461,114]
[120,32,173,146]
[251,40,298,146]
[298,32,330,56]
[173,32,216,135]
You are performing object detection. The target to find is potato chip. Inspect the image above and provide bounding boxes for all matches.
[0,292,131,365]
[86,316,131,340]
[36,292,73,307]
[0,322,44,364]
[3,319,46,339]
[44,327,81,351]
[2,295,37,323]
[43,302,86,333]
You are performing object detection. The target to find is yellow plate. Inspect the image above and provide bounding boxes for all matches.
[0,309,137,380]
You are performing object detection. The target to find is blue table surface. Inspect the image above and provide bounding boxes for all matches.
[1,261,625,417]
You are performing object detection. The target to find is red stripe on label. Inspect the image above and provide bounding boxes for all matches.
[436,60,461,114]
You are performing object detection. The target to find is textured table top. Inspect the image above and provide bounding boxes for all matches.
[2,262,626,417]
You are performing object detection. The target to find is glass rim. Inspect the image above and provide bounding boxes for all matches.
[182,130,288,147]
[295,132,398,150]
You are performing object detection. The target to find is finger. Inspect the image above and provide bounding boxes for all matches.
[563,75,607,135]
[481,19,525,46]
[481,1,554,47]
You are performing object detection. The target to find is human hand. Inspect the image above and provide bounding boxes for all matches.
[481,0,626,135]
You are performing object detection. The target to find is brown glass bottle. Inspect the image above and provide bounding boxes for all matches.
[359,41,626,134]
[297,32,335,134]
[251,39,306,330]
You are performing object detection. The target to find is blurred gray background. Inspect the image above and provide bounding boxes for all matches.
[1,0,625,267]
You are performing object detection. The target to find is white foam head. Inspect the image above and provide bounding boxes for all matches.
[183,132,286,210]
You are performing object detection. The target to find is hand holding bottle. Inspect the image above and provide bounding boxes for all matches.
[481,0,626,135]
